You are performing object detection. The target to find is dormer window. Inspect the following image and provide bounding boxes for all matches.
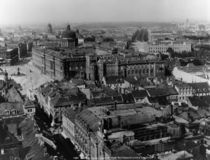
[4,110,10,115]
[11,110,17,115]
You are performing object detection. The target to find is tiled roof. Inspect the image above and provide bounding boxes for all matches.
[188,82,210,93]
[105,76,124,84]
[113,95,123,104]
[0,121,21,147]
[122,93,135,103]
[62,107,82,123]
[77,109,100,132]
[39,82,87,108]
[111,143,138,159]
[0,102,24,117]
[148,97,170,105]
[189,96,209,108]
[132,90,148,99]
[89,97,114,106]
[146,87,178,97]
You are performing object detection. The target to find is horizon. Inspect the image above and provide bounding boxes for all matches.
[0,0,209,26]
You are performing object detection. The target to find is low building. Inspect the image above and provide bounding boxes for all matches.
[131,90,149,104]
[5,48,19,65]
[102,76,129,93]
[174,81,193,102]
[36,81,87,126]
[0,122,23,160]
[74,104,168,159]
[146,86,178,102]
[188,82,210,96]
[23,99,36,117]
[132,41,192,54]
[0,102,24,119]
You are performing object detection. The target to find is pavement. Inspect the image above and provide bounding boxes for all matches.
[0,59,52,96]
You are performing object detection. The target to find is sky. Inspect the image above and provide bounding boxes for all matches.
[0,0,209,25]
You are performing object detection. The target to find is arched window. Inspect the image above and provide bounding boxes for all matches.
[135,70,138,74]
[131,70,133,74]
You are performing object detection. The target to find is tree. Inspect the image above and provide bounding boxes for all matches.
[131,28,149,42]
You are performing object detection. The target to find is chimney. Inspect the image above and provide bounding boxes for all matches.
[114,101,117,110]
[171,104,173,116]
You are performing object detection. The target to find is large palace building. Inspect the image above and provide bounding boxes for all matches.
[32,47,89,80]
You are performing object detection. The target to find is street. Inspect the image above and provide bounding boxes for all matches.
[34,104,81,160]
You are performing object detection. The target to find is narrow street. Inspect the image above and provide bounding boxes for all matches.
[34,103,80,160]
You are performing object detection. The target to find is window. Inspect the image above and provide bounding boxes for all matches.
[135,70,138,74]
[131,70,134,74]
[42,58,45,64]
[5,110,10,115]
[11,110,17,115]
[28,109,33,113]
[50,61,54,70]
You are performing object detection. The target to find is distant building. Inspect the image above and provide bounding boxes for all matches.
[47,23,53,34]
[18,42,28,58]
[5,48,19,65]
[148,30,174,42]
[60,25,78,48]
[32,48,87,80]
[133,41,192,53]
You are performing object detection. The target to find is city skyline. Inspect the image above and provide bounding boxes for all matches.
[0,0,209,26]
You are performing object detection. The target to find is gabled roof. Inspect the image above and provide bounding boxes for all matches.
[62,107,84,123]
[188,96,209,108]
[105,76,124,85]
[122,93,135,103]
[125,77,141,86]
[52,91,87,108]
[0,121,21,147]
[111,143,138,159]
[132,90,148,99]
[89,97,114,106]
[113,95,123,104]
[0,102,24,116]
[148,97,170,105]
[24,99,35,109]
[146,87,178,97]
[77,109,100,132]
[188,82,209,93]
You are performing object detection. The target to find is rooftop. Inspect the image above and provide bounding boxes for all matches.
[146,87,178,97]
